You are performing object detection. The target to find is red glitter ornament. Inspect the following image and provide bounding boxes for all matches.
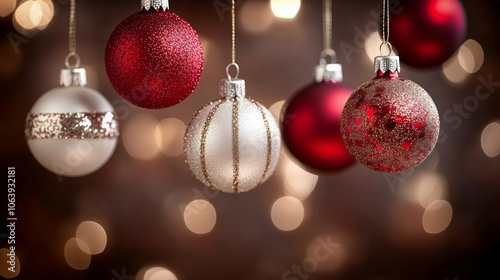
[105,2,203,109]
[390,0,466,68]
[341,56,439,173]
[282,63,356,172]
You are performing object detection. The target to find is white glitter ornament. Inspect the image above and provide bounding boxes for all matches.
[184,78,281,193]
[25,67,119,177]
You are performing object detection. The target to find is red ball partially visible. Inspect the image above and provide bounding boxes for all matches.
[390,0,466,68]
[341,71,440,173]
[281,81,356,172]
[105,10,203,109]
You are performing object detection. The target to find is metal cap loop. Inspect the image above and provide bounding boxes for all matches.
[379,42,393,56]
[226,63,240,80]
[319,49,337,65]
[65,53,81,69]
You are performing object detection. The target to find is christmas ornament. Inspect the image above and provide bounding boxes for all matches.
[341,0,439,173]
[105,0,203,109]
[390,0,466,68]
[281,0,355,172]
[184,1,281,193]
[25,0,119,177]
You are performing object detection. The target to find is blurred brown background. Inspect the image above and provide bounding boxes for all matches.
[1,0,500,279]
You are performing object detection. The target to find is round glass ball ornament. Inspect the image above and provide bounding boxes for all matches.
[105,0,203,109]
[184,79,281,193]
[25,68,119,177]
[390,0,467,68]
[341,55,439,172]
[282,61,355,172]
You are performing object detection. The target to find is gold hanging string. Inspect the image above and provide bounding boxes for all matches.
[226,0,239,79]
[379,0,393,56]
[69,0,76,54]
[231,0,236,64]
[320,0,336,64]
[382,0,389,44]
[323,0,332,51]
[66,0,80,68]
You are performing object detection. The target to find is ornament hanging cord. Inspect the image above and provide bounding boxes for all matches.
[380,0,393,56]
[66,0,80,68]
[226,0,239,80]
[321,0,336,64]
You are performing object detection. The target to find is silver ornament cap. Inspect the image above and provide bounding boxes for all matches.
[219,78,246,99]
[141,0,169,10]
[374,55,400,73]
[60,68,87,87]
[315,63,343,83]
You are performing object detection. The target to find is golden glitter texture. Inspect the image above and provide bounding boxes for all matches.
[200,100,225,189]
[249,98,272,186]
[25,112,119,140]
[232,97,240,193]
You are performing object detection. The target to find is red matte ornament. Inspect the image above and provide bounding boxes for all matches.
[105,8,203,109]
[282,81,356,172]
[390,0,466,68]
[341,57,439,173]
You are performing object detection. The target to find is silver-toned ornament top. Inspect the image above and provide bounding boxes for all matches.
[315,63,343,83]
[60,68,87,87]
[219,78,245,99]
[141,0,169,10]
[374,55,400,73]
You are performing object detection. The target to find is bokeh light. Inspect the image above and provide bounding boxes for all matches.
[76,221,107,255]
[399,172,448,208]
[271,196,305,231]
[123,114,160,160]
[155,118,186,157]
[138,267,178,280]
[64,238,91,270]
[365,32,383,60]
[422,200,453,234]
[442,51,469,83]
[458,39,484,73]
[150,269,178,280]
[183,199,217,234]
[0,0,16,17]
[481,121,500,158]
[14,1,42,30]
[35,0,55,30]
[136,266,163,280]
[270,0,301,19]
[241,1,274,33]
[11,0,54,31]
[280,152,318,200]
[0,248,20,278]
[269,100,285,123]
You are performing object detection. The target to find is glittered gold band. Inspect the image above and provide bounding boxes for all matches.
[231,97,240,193]
[200,100,225,189]
[249,98,273,187]
[25,112,119,140]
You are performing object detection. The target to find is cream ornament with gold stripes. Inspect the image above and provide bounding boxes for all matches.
[184,79,281,193]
